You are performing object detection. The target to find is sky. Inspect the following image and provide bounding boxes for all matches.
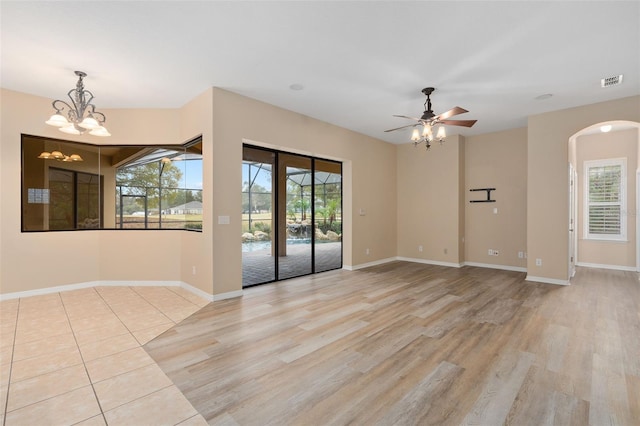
[175,159,203,190]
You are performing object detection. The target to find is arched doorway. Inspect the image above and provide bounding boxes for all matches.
[568,121,640,280]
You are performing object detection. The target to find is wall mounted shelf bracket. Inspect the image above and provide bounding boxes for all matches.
[470,187,496,203]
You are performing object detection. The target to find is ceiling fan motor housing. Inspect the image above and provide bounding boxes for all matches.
[421,87,435,120]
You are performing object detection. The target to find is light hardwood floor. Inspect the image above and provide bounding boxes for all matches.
[145,262,640,425]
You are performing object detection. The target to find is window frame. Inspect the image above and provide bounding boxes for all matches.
[583,157,627,241]
[21,134,203,232]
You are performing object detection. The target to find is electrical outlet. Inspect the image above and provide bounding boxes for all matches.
[366,248,370,255]
[192,266,196,275]
[518,251,524,259]
[488,249,493,256]
[535,258,542,266]
[418,245,423,252]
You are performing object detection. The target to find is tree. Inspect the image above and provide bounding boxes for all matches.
[242,182,271,213]
[117,162,183,210]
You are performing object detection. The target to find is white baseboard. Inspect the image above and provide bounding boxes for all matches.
[180,282,215,302]
[463,261,527,273]
[397,257,463,268]
[212,289,244,301]
[98,280,183,288]
[576,262,637,272]
[525,275,570,286]
[0,281,101,301]
[347,257,398,270]
[347,257,527,273]
[0,280,241,303]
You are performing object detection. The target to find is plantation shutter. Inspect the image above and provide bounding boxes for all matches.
[586,160,625,239]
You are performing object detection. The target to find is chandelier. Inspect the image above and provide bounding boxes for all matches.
[45,71,111,137]
[37,149,83,162]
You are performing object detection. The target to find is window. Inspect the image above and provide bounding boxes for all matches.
[584,158,626,241]
[21,134,202,232]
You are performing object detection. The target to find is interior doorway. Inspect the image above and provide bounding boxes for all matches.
[568,121,640,280]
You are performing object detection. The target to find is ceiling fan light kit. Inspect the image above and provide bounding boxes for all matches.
[385,87,477,150]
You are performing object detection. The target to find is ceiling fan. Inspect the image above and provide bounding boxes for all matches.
[385,87,477,148]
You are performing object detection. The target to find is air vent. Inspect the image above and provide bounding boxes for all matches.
[601,74,623,88]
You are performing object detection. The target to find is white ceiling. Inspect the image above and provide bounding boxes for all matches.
[1,1,638,144]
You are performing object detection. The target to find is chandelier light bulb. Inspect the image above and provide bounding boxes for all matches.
[424,125,433,141]
[45,113,69,127]
[59,125,81,135]
[89,126,111,137]
[436,126,446,140]
[411,128,420,142]
[79,116,100,130]
[68,154,84,162]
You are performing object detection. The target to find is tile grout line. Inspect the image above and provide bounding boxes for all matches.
[4,287,208,425]
[59,289,109,426]
[2,298,20,426]
[93,287,150,347]
[165,286,205,308]
[93,287,204,424]
[129,286,189,326]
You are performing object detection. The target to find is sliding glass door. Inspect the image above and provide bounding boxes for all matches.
[242,145,342,287]
[314,160,343,273]
[278,154,313,280]
[242,147,276,286]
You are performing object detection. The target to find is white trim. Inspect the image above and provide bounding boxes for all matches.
[637,169,639,272]
[347,257,529,272]
[347,257,398,270]
[525,275,570,286]
[212,289,244,301]
[0,281,101,301]
[397,257,463,268]
[98,280,183,287]
[576,262,637,272]
[0,280,222,303]
[180,282,215,302]
[463,262,527,273]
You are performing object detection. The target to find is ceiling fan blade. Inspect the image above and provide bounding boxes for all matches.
[439,119,477,128]
[384,123,419,132]
[392,114,423,122]
[435,106,469,121]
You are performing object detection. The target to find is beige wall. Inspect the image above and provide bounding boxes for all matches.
[465,128,528,269]
[396,136,464,264]
[209,88,397,294]
[576,128,638,268]
[528,95,640,282]
[0,89,188,295]
[2,85,639,296]
[179,89,215,296]
[1,87,398,297]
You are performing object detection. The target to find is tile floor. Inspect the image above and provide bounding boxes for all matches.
[0,285,210,425]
